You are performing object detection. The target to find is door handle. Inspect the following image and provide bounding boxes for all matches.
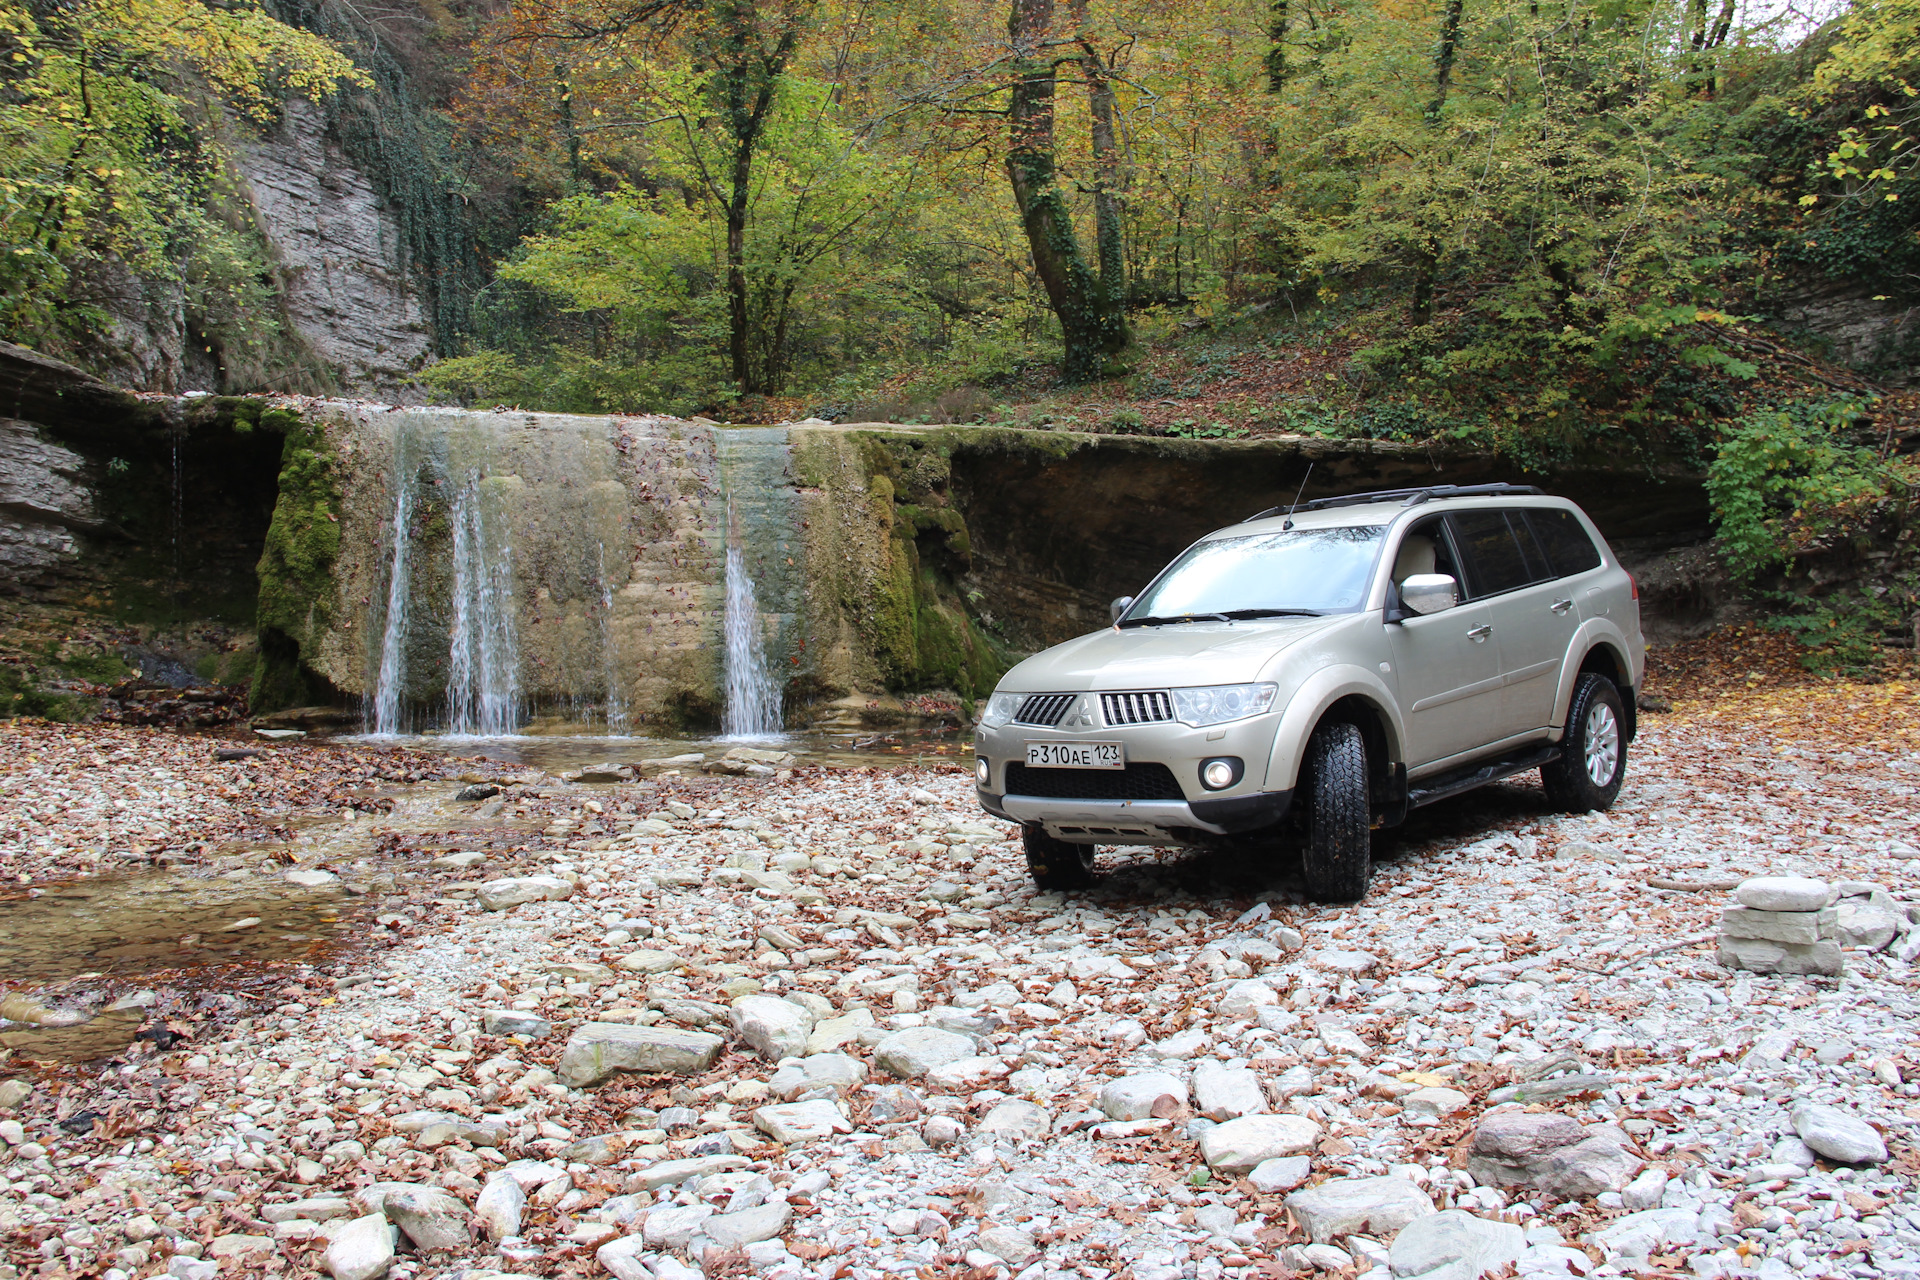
[1550,598,1574,614]
[1468,624,1493,641]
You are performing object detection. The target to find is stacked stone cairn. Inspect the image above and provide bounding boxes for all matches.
[1717,876,1842,977]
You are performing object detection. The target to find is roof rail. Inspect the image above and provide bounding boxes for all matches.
[1244,482,1544,522]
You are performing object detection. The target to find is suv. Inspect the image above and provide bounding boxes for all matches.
[973,484,1645,901]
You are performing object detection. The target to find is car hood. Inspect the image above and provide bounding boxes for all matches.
[1001,616,1341,691]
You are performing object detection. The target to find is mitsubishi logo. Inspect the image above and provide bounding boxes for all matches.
[1073,696,1095,727]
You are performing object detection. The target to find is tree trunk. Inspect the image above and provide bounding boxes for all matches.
[1265,0,1288,92]
[1411,0,1465,326]
[1005,0,1127,383]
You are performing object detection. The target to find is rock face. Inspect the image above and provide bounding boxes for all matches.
[237,102,433,394]
[0,418,95,588]
[556,1023,725,1087]
[1285,1176,1435,1244]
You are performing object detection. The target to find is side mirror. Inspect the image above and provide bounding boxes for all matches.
[1110,596,1135,625]
[1399,574,1459,616]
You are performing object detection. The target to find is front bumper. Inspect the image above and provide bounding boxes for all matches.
[977,788,1292,841]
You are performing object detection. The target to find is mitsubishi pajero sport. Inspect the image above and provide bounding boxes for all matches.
[972,483,1645,901]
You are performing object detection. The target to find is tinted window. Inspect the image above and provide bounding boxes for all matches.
[1526,509,1603,576]
[1450,511,1540,597]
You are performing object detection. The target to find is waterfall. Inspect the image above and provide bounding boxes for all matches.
[369,478,414,735]
[597,541,628,735]
[721,541,783,737]
[445,472,521,736]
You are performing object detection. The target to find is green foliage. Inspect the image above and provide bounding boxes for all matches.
[253,414,339,709]
[1705,397,1897,581]
[0,665,86,720]
[1162,419,1248,440]
[1768,595,1911,677]
[60,650,130,683]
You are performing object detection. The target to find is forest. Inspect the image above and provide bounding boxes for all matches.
[2,0,1917,664]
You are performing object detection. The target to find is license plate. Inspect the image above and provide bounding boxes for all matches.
[1026,741,1123,769]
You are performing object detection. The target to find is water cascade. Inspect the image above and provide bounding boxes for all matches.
[721,538,782,736]
[370,477,415,735]
[444,471,521,735]
[596,541,629,735]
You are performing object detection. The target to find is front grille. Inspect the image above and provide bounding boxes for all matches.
[1014,693,1076,727]
[1004,762,1187,801]
[1101,691,1174,725]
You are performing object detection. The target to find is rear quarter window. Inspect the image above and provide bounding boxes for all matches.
[1527,509,1604,576]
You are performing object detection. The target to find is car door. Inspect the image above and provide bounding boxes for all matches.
[1447,509,1580,739]
[1384,517,1505,769]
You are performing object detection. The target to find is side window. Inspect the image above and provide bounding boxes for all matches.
[1392,517,1461,585]
[1449,511,1540,597]
[1526,509,1603,576]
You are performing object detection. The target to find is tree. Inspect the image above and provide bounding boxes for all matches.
[1003,0,1128,382]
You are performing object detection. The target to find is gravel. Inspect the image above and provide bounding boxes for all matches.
[2,689,1919,1280]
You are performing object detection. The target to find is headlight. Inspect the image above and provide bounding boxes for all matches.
[1201,758,1243,790]
[975,757,991,785]
[979,692,1023,728]
[1171,683,1278,727]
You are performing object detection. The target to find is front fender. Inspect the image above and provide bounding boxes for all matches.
[1261,665,1406,793]
[1550,619,1639,732]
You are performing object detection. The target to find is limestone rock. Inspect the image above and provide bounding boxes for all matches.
[874,1027,976,1079]
[1792,1102,1889,1164]
[597,1234,650,1280]
[1099,1071,1188,1121]
[1219,979,1279,1019]
[1286,1176,1435,1244]
[383,1186,469,1251]
[730,995,816,1061]
[1402,1087,1470,1118]
[978,1099,1050,1142]
[1388,1209,1524,1280]
[480,1010,551,1038]
[556,1023,725,1086]
[705,1202,791,1248]
[474,1174,525,1241]
[1735,876,1833,912]
[1199,1114,1322,1174]
[1719,906,1835,945]
[1588,1208,1702,1262]
[476,876,573,911]
[977,1226,1040,1268]
[1716,934,1844,976]
[616,949,684,974]
[642,1204,714,1249]
[1532,1136,1642,1198]
[805,1008,876,1055]
[1191,1062,1268,1121]
[324,1214,395,1280]
[1834,901,1902,951]
[1249,1156,1313,1194]
[753,1099,852,1144]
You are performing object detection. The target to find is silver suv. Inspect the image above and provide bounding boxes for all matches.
[973,484,1645,901]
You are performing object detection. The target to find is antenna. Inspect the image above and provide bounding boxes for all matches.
[1280,464,1314,531]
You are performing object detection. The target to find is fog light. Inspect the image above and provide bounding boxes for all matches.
[976,757,991,786]
[1200,757,1242,791]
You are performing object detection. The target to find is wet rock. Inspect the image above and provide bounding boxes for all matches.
[1388,1209,1523,1280]
[1735,877,1833,912]
[1792,1101,1889,1164]
[383,1186,469,1250]
[730,995,815,1060]
[1191,1061,1268,1120]
[874,1026,974,1078]
[1199,1114,1322,1174]
[556,1023,725,1086]
[1286,1176,1435,1244]
[1100,1071,1188,1121]
[285,868,339,887]
[455,783,499,801]
[324,1213,396,1280]
[476,876,573,911]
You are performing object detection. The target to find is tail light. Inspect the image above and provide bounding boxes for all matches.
[1627,571,1638,600]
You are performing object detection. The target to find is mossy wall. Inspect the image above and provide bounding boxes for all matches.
[248,403,345,711]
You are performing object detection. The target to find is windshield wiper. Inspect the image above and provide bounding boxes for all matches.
[1117,613,1233,629]
[1220,608,1323,619]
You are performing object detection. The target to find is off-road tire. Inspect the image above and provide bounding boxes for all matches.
[1303,720,1371,902]
[1024,826,1097,891]
[1542,673,1627,813]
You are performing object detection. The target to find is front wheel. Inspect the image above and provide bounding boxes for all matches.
[1023,826,1097,891]
[1303,721,1371,902]
[1542,673,1627,813]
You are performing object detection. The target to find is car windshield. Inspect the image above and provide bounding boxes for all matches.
[1123,525,1386,621]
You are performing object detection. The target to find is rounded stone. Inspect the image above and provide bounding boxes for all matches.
[1735,877,1833,913]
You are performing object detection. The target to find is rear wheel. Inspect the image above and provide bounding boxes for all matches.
[1023,826,1097,891]
[1303,721,1371,902]
[1542,673,1627,813]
